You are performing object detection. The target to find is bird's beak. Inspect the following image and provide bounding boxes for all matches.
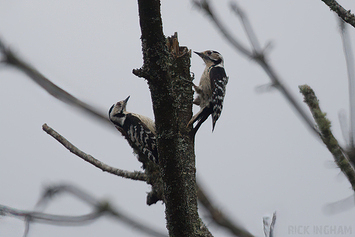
[124,95,130,104]
[122,95,130,109]
[108,104,115,117]
[194,51,203,58]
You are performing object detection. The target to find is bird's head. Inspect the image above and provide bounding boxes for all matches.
[194,50,224,67]
[108,95,130,126]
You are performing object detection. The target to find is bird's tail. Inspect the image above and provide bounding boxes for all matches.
[211,103,223,132]
[190,106,212,135]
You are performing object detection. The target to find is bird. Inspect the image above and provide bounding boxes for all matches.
[187,50,229,134]
[108,96,158,165]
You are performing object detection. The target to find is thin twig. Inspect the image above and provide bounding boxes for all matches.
[42,123,147,182]
[197,182,254,237]
[192,0,319,136]
[321,0,355,28]
[230,2,262,53]
[299,85,355,191]
[0,184,167,237]
[192,0,252,57]
[0,38,110,125]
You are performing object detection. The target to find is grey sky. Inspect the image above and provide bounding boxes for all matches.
[1,1,355,236]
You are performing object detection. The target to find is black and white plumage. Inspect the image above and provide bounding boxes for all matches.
[109,96,158,165]
[188,50,228,134]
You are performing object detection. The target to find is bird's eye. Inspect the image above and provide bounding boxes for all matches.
[207,51,212,55]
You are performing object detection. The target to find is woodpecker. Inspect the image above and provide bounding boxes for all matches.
[109,96,158,165]
[188,50,228,134]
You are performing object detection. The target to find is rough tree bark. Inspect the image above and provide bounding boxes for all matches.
[133,0,212,236]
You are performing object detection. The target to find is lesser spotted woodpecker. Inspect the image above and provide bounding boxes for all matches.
[188,50,228,134]
[109,96,158,165]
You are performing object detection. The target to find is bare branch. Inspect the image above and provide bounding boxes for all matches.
[299,85,355,191]
[0,38,110,125]
[42,123,147,182]
[0,184,167,237]
[321,0,355,28]
[197,183,254,237]
[193,0,319,136]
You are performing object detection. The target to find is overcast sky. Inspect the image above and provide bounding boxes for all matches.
[1,1,355,236]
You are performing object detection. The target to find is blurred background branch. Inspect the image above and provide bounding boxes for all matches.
[0,184,167,237]
[0,39,110,126]
[337,17,355,168]
[197,182,254,237]
[339,18,355,147]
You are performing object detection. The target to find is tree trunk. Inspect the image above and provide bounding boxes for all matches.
[135,1,212,236]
